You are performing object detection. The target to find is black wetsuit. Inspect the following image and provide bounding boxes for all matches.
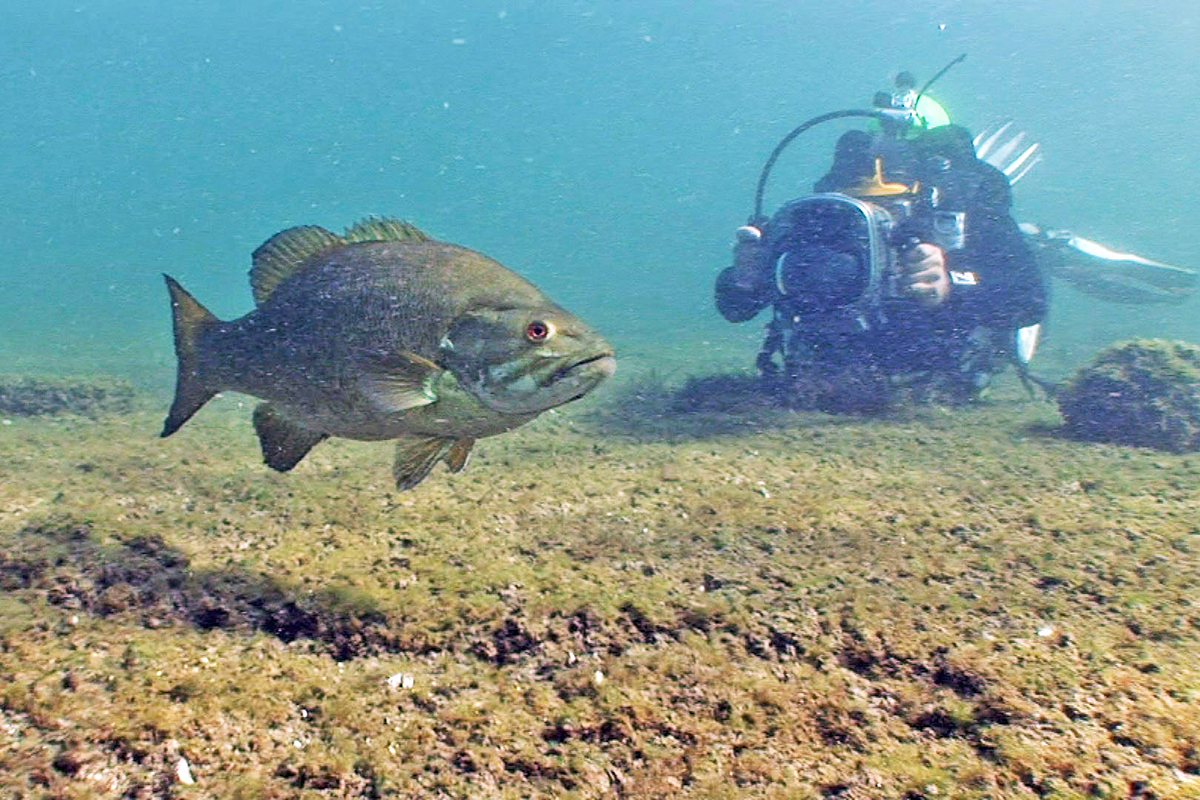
[715,124,1046,389]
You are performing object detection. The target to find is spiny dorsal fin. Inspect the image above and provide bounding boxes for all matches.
[249,225,344,305]
[342,217,430,245]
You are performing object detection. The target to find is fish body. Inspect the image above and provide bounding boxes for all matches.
[162,218,614,488]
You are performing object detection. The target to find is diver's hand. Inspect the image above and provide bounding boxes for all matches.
[715,224,772,322]
[728,225,767,288]
[899,243,949,308]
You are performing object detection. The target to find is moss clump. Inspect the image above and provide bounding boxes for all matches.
[0,374,135,416]
[1058,338,1200,451]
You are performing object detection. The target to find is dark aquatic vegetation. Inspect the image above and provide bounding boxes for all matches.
[1058,338,1200,452]
[0,375,134,417]
[161,218,615,488]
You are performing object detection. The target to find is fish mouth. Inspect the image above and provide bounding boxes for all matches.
[541,352,616,405]
[475,351,616,415]
[548,352,616,386]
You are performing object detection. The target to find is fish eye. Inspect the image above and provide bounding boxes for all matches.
[525,320,554,343]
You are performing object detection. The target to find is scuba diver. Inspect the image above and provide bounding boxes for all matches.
[715,59,1196,410]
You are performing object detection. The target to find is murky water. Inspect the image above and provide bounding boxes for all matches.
[2,1,1197,385]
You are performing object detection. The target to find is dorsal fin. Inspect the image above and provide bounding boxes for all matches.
[249,225,344,305]
[342,217,430,245]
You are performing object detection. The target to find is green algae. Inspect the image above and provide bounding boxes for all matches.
[1059,338,1200,452]
[0,374,136,417]
[1,379,1199,797]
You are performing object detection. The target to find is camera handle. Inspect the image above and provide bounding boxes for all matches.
[888,230,922,298]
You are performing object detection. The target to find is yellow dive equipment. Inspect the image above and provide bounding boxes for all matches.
[851,157,917,197]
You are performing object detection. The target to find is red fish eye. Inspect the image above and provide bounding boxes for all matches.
[525,320,551,342]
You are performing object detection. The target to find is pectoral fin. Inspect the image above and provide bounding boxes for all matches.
[392,435,474,490]
[253,403,328,472]
[359,350,442,414]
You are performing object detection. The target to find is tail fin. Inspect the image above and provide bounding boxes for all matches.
[161,274,220,437]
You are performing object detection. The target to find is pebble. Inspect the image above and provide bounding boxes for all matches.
[387,672,415,690]
[176,757,195,785]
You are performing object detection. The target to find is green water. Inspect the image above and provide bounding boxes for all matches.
[2,0,1198,387]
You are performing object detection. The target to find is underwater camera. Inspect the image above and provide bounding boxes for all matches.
[766,193,904,315]
[763,191,965,318]
[745,57,971,321]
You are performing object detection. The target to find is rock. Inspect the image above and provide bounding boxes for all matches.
[1058,339,1200,451]
[386,672,414,690]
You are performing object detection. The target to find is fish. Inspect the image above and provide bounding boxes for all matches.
[161,217,615,489]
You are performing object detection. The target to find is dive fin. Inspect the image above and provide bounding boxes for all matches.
[161,275,221,437]
[1003,142,1042,184]
[973,120,1014,161]
[986,130,1026,170]
[974,120,1042,185]
[358,350,442,413]
[252,403,329,472]
[1021,223,1199,304]
[392,435,458,490]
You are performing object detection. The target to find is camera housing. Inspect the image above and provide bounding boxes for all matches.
[766,193,911,316]
[764,192,965,322]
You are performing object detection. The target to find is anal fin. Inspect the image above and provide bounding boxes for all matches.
[252,403,328,472]
[392,435,467,490]
[444,438,475,473]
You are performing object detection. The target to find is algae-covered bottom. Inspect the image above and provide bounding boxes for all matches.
[1,381,1199,798]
